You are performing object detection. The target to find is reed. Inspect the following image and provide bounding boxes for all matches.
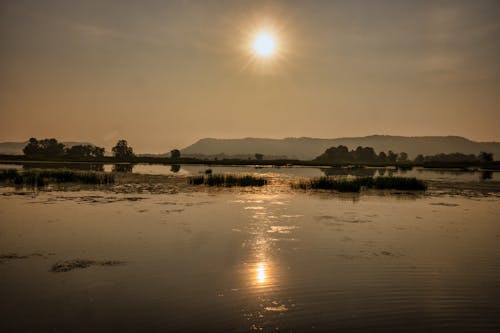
[0,169,114,186]
[295,176,426,192]
[188,174,267,187]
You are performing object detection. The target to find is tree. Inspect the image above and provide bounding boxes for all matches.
[66,145,105,158]
[353,146,378,162]
[170,149,181,159]
[23,138,65,157]
[23,138,40,156]
[112,140,134,160]
[414,154,425,164]
[315,145,351,163]
[478,151,493,163]
[378,151,387,162]
[397,152,409,163]
[254,153,264,161]
[387,150,398,163]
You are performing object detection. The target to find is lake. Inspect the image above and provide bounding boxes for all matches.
[1,165,499,332]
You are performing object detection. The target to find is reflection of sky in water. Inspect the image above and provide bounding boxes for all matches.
[1,163,498,181]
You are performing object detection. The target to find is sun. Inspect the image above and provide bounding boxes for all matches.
[252,31,276,58]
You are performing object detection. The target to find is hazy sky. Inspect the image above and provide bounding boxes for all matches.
[1,0,499,153]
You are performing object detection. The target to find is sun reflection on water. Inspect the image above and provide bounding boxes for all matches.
[256,262,267,284]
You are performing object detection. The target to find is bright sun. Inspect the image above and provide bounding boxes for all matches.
[252,32,276,57]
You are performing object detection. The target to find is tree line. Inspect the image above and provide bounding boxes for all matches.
[314,145,407,163]
[22,138,182,160]
[314,145,494,164]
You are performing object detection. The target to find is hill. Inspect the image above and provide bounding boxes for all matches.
[181,136,500,160]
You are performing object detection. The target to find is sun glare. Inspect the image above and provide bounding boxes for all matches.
[252,32,276,57]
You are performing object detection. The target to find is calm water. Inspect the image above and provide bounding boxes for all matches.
[1,162,498,182]
[1,183,499,332]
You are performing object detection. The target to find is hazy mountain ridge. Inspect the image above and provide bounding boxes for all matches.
[0,141,93,155]
[181,136,500,160]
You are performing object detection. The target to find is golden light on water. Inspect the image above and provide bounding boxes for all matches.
[256,262,267,283]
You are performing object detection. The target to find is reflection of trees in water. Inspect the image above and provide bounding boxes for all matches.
[321,167,378,177]
[170,164,181,173]
[113,164,134,173]
[481,171,493,180]
[23,163,104,171]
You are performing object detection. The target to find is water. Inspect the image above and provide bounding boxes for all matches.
[1,163,498,182]
[1,182,499,332]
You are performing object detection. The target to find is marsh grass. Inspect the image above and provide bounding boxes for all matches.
[0,169,114,187]
[188,174,267,187]
[295,176,426,192]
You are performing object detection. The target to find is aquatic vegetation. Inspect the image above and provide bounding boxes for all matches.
[371,176,427,190]
[295,176,426,192]
[188,174,267,187]
[0,169,114,187]
[50,259,125,273]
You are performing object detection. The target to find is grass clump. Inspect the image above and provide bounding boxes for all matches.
[371,176,427,190]
[295,176,426,192]
[0,169,114,187]
[296,177,362,192]
[188,174,267,187]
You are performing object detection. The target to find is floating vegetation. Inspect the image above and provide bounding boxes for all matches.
[188,174,267,187]
[0,169,114,187]
[50,259,125,273]
[295,176,426,192]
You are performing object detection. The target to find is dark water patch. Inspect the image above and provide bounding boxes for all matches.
[0,253,30,260]
[162,208,185,214]
[0,252,55,263]
[315,214,372,224]
[50,259,125,273]
[431,202,460,207]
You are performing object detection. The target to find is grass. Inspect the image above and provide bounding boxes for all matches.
[0,169,114,187]
[295,176,427,192]
[188,174,267,187]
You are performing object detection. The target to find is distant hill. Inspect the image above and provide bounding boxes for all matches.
[0,141,94,155]
[181,136,500,160]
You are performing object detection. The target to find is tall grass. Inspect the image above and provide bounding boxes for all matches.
[295,176,426,192]
[0,169,114,187]
[188,174,267,187]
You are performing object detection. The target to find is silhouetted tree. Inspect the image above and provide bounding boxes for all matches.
[170,149,181,159]
[397,152,409,163]
[387,150,398,163]
[478,151,493,163]
[353,146,378,162]
[66,145,105,158]
[23,138,40,156]
[423,153,478,163]
[315,145,351,163]
[414,154,425,164]
[112,140,134,160]
[378,151,387,162]
[254,153,264,161]
[23,138,65,157]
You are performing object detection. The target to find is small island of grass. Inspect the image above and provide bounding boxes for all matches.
[295,176,427,192]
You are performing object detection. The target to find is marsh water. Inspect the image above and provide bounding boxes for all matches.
[1,164,499,332]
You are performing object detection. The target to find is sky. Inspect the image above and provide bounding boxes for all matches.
[1,0,499,153]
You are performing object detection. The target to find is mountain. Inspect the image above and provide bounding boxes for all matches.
[0,141,94,155]
[181,136,500,160]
